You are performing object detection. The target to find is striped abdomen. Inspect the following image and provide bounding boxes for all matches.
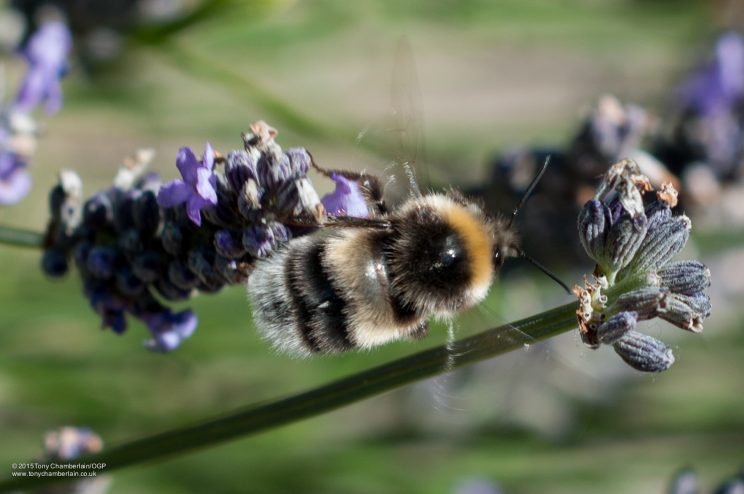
[247,229,427,356]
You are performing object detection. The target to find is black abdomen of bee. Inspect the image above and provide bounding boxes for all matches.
[247,230,428,356]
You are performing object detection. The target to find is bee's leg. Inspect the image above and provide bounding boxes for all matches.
[323,216,392,230]
[308,153,389,216]
[408,321,429,340]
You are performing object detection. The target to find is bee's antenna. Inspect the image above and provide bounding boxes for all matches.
[519,250,571,295]
[509,155,551,228]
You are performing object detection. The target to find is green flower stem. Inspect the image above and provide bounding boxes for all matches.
[0,301,578,493]
[0,225,43,249]
[153,41,399,163]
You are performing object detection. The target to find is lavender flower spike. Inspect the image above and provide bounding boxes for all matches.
[158,144,217,226]
[14,20,72,115]
[575,160,711,372]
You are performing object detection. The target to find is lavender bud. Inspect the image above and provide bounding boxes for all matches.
[258,153,291,190]
[115,267,145,297]
[155,278,191,301]
[596,311,637,344]
[295,177,324,223]
[275,179,300,217]
[42,249,69,277]
[102,309,127,334]
[118,228,144,254]
[187,247,224,289]
[214,255,249,284]
[86,246,117,279]
[606,212,648,272]
[578,199,609,263]
[243,224,274,258]
[73,242,91,271]
[82,192,113,229]
[237,179,264,219]
[225,149,258,191]
[613,330,675,372]
[167,259,199,290]
[659,295,705,333]
[137,171,162,193]
[713,475,744,494]
[50,171,83,234]
[621,215,691,277]
[268,221,291,244]
[667,468,699,494]
[658,260,711,295]
[286,147,311,175]
[132,190,161,236]
[645,201,672,230]
[672,292,712,318]
[214,229,246,258]
[614,287,668,320]
[131,250,165,283]
[48,184,66,216]
[160,221,184,256]
[113,194,136,232]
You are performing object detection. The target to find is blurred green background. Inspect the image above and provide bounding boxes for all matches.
[1,0,743,492]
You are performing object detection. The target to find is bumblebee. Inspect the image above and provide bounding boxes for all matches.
[247,165,526,357]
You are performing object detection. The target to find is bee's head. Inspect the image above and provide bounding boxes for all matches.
[387,195,503,316]
[491,216,521,269]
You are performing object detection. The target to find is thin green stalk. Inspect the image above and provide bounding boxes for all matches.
[0,225,43,249]
[152,41,397,162]
[155,40,341,143]
[0,301,578,493]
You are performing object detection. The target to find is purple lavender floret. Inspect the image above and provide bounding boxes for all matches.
[141,309,198,353]
[42,123,375,352]
[158,144,217,226]
[14,20,72,115]
[321,172,370,218]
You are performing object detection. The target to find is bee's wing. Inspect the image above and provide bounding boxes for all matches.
[352,37,430,208]
[387,37,429,198]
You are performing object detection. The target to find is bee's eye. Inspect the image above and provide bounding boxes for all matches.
[493,249,504,268]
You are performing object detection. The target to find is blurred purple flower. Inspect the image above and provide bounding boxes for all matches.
[321,172,369,217]
[142,309,197,352]
[157,144,217,226]
[44,426,103,461]
[679,32,744,115]
[14,20,72,115]
[0,151,31,204]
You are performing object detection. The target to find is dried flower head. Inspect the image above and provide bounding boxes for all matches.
[575,159,711,372]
